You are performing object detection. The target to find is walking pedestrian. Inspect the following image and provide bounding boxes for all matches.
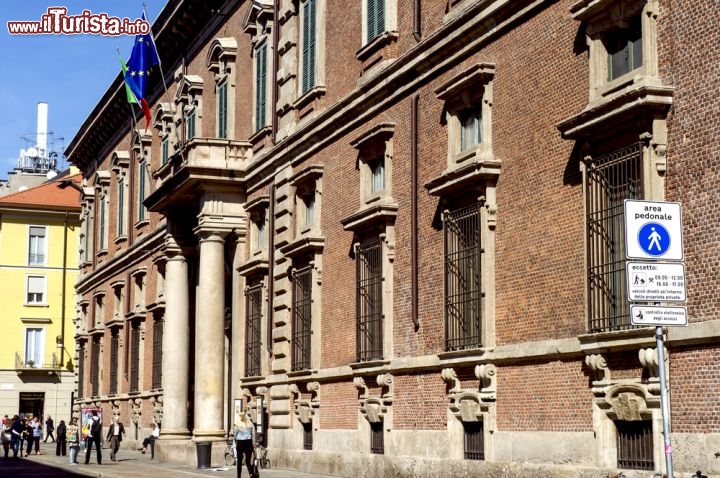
[106,416,125,461]
[1,415,10,458]
[56,419,67,456]
[84,410,102,464]
[29,416,42,454]
[44,415,55,443]
[233,411,258,478]
[67,417,80,464]
[9,416,23,458]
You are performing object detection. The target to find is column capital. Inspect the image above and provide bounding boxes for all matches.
[194,227,229,243]
[164,235,195,259]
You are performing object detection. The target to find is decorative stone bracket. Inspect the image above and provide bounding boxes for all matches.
[130,397,143,425]
[290,381,320,424]
[354,374,393,424]
[585,354,611,384]
[150,395,163,426]
[441,365,496,422]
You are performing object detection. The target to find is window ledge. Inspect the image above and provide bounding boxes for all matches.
[578,326,657,354]
[293,85,326,111]
[24,303,49,308]
[557,83,674,140]
[341,202,398,232]
[287,369,315,378]
[425,153,501,197]
[113,235,128,246]
[356,30,399,62]
[279,234,325,259]
[134,219,150,230]
[237,255,269,277]
[249,125,272,146]
[349,359,390,372]
[96,249,108,259]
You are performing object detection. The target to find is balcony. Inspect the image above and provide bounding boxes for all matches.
[15,353,61,374]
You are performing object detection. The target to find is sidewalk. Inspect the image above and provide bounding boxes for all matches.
[1,443,336,478]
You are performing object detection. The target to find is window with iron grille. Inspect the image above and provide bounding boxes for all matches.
[303,422,313,450]
[463,421,485,460]
[444,203,483,351]
[151,315,163,389]
[370,420,384,454]
[586,142,643,333]
[91,336,100,396]
[78,342,85,398]
[109,328,119,395]
[292,266,313,371]
[616,419,653,471]
[130,322,140,392]
[245,283,263,377]
[356,238,383,362]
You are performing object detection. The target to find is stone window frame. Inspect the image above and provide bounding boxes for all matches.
[153,103,176,165]
[110,279,126,325]
[290,165,323,239]
[585,351,664,472]
[206,37,238,140]
[570,0,660,105]
[354,374,394,454]
[294,0,327,111]
[434,63,496,172]
[357,0,398,62]
[441,365,496,461]
[110,150,130,244]
[93,170,111,256]
[79,189,95,268]
[243,1,275,138]
[174,73,204,145]
[128,267,147,316]
[92,289,106,330]
[131,129,152,229]
[246,195,270,257]
[351,122,395,208]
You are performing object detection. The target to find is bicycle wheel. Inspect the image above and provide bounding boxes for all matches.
[224,447,236,466]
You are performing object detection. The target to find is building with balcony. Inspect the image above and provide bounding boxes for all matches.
[65,0,720,476]
[0,172,81,420]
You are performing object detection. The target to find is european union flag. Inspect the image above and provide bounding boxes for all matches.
[124,13,159,128]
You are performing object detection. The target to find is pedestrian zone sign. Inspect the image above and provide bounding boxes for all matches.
[624,200,683,261]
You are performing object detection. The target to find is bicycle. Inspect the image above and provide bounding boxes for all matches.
[255,444,270,469]
[224,439,237,466]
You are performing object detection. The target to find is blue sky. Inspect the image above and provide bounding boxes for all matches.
[0,1,168,179]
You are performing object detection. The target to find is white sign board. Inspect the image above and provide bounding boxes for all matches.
[627,262,686,302]
[630,305,688,327]
[624,200,684,261]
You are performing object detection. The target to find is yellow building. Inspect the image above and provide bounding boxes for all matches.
[0,173,81,420]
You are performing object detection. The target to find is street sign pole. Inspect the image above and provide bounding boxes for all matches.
[655,326,673,478]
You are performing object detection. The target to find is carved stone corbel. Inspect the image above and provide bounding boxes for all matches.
[475,364,496,401]
[353,377,369,400]
[441,368,461,394]
[292,382,321,425]
[356,375,392,424]
[376,373,394,401]
[130,397,142,425]
[639,346,667,395]
[150,395,163,425]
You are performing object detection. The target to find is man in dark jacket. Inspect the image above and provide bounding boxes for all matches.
[84,411,102,465]
[44,416,55,442]
[106,416,125,461]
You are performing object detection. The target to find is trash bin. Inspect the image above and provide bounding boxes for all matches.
[196,441,212,469]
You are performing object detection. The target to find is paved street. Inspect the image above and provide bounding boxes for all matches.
[0,444,336,478]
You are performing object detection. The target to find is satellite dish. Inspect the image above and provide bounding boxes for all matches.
[18,186,28,192]
[46,171,57,180]
[26,147,38,157]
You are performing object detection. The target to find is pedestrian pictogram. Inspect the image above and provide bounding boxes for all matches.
[638,222,671,257]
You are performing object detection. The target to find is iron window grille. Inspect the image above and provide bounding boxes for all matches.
[444,203,484,351]
[356,238,383,362]
[151,315,163,389]
[586,142,643,333]
[463,421,485,460]
[303,422,313,450]
[616,419,654,471]
[370,420,384,454]
[109,329,119,395]
[292,266,313,371]
[91,336,100,396]
[245,283,263,377]
[130,322,140,392]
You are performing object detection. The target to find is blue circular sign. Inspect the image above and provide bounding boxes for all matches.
[637,222,670,257]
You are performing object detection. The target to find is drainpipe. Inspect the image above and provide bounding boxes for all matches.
[412,0,422,42]
[267,183,275,353]
[410,94,420,331]
[272,0,279,142]
[60,211,69,367]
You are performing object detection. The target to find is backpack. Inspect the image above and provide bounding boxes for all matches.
[90,418,102,437]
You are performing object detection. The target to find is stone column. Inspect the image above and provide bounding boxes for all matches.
[160,245,191,438]
[193,230,226,439]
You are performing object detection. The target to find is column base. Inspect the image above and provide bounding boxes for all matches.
[159,428,192,440]
[192,429,227,441]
